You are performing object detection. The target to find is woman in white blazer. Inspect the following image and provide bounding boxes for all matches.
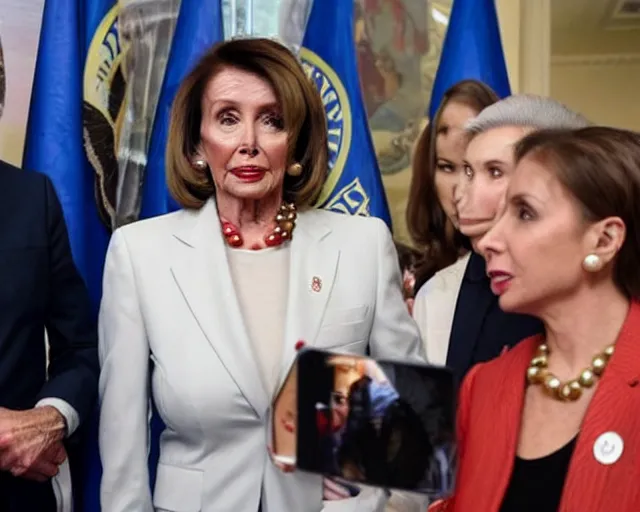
[406,80,499,364]
[98,38,424,512]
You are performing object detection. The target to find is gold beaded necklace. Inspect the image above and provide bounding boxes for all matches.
[526,342,615,401]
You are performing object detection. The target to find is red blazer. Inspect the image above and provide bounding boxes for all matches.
[431,301,640,512]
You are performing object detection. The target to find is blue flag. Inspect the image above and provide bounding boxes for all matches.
[301,0,392,229]
[24,1,120,509]
[428,0,511,119]
[143,0,223,217]
[23,0,117,312]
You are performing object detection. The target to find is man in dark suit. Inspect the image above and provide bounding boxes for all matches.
[447,95,590,385]
[0,159,99,510]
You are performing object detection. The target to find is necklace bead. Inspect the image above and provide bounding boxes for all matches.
[543,374,562,394]
[531,355,548,367]
[265,232,283,247]
[526,366,543,384]
[559,380,582,401]
[592,356,607,375]
[578,369,595,387]
[227,234,243,247]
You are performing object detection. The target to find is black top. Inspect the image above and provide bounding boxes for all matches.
[447,252,543,385]
[500,437,577,512]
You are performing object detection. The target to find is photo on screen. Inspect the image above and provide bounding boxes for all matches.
[293,349,456,498]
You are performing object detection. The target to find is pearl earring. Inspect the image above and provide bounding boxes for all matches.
[583,254,602,272]
[192,158,207,171]
[287,162,303,177]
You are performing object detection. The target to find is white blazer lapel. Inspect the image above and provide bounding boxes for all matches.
[423,253,470,365]
[275,212,339,392]
[170,199,269,417]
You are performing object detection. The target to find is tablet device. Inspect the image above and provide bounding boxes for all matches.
[272,348,457,498]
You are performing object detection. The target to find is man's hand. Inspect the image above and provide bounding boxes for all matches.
[0,406,67,481]
[20,441,68,482]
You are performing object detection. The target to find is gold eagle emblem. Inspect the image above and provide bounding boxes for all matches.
[83,6,127,231]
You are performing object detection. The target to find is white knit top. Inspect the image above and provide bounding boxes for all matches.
[226,245,290,395]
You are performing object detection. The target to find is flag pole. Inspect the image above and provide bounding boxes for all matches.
[245,0,254,35]
[230,0,237,36]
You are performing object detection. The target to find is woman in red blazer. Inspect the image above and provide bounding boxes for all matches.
[430,126,640,512]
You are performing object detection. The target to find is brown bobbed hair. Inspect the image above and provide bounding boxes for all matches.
[166,38,329,209]
[515,126,640,300]
[406,79,500,289]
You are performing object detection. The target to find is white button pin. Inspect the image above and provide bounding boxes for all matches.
[593,431,624,465]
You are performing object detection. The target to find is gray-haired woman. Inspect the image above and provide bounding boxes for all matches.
[413,94,589,386]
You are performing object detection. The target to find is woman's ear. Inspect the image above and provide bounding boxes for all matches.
[588,216,626,266]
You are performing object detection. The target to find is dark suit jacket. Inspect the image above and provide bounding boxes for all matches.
[446,252,543,385]
[432,301,640,512]
[0,160,98,509]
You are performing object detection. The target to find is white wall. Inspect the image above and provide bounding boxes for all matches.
[551,55,640,131]
[0,0,45,166]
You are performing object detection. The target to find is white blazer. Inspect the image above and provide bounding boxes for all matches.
[98,199,424,512]
[412,254,471,366]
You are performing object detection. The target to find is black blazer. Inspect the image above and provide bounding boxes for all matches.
[0,161,98,509]
[446,252,543,385]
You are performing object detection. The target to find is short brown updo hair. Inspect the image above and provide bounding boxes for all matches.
[166,38,328,209]
[515,126,640,299]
